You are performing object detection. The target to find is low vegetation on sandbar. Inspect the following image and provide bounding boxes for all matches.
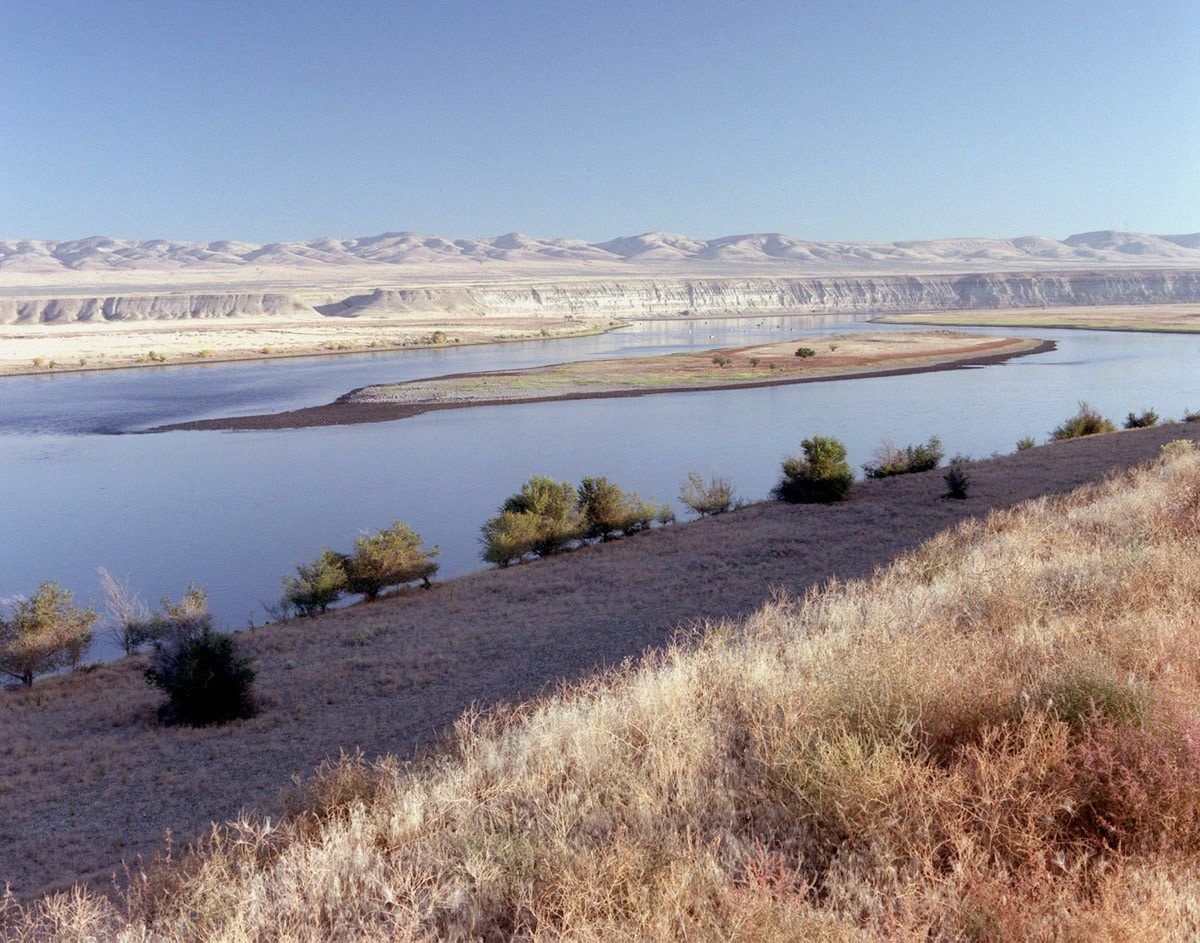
[348,330,1043,408]
[10,443,1200,939]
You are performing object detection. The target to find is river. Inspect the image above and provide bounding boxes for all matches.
[1,315,1195,659]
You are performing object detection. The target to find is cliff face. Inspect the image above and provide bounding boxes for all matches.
[4,270,1200,325]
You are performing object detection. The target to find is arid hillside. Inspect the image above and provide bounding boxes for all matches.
[8,428,1200,939]
[1,422,1198,910]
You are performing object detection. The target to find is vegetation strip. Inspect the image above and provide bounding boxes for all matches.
[149,334,1054,432]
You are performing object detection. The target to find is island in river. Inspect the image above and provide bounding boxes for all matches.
[152,330,1051,432]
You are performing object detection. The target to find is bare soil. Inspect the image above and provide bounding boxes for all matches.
[1,421,1196,898]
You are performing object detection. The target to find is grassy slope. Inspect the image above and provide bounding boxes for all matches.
[9,439,1200,940]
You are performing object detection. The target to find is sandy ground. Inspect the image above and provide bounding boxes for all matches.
[2,422,1198,898]
[876,303,1200,332]
[352,331,1038,404]
[0,317,619,376]
[153,334,1051,432]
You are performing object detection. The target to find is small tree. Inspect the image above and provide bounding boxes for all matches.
[284,549,349,616]
[863,436,944,478]
[774,437,854,503]
[0,583,97,686]
[944,461,970,499]
[578,476,664,540]
[680,473,734,516]
[145,629,255,726]
[1124,409,1159,429]
[794,347,816,358]
[1050,402,1116,441]
[346,522,439,600]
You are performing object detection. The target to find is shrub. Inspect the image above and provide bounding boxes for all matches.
[1016,436,1036,451]
[863,436,944,478]
[145,628,255,726]
[578,476,665,540]
[711,355,733,367]
[98,568,153,656]
[346,522,439,600]
[482,477,586,564]
[794,346,816,358]
[283,549,349,615]
[944,461,970,499]
[1124,409,1159,429]
[0,583,97,686]
[773,436,854,503]
[680,472,734,516]
[430,330,449,344]
[749,356,762,367]
[1050,401,1116,440]
[1184,409,1200,422]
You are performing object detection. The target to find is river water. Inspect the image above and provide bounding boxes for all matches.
[1,315,1195,659]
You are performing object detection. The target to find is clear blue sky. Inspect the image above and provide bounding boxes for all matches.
[1,0,1196,243]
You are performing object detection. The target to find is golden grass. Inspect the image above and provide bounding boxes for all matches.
[9,445,1200,940]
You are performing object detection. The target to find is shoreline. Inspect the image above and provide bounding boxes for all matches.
[149,338,1055,433]
[0,319,627,380]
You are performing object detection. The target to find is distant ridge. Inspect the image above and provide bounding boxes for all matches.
[2,229,1199,274]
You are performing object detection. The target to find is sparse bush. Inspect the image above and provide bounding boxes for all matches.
[98,567,153,655]
[680,472,734,516]
[749,356,761,367]
[1016,436,1036,451]
[794,346,816,358]
[346,522,439,600]
[773,436,854,503]
[863,436,944,478]
[943,461,970,499]
[196,349,214,359]
[31,356,44,367]
[430,330,449,344]
[1050,401,1116,440]
[1124,409,1159,429]
[283,549,349,615]
[145,628,254,726]
[1184,408,1200,422]
[0,582,97,686]
[482,477,586,564]
[711,355,733,367]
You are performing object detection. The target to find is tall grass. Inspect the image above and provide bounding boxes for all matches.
[9,446,1200,940]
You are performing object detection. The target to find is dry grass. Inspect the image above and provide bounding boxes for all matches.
[8,439,1200,940]
[876,303,1200,334]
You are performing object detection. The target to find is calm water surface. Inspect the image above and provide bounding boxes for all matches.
[1,316,1195,659]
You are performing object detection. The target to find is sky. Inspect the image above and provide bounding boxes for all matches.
[1,0,1197,244]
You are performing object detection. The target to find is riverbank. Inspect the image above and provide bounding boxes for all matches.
[2,420,1197,898]
[876,302,1200,333]
[151,332,1051,432]
[0,317,623,377]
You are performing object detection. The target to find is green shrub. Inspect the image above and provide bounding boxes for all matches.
[863,436,944,478]
[794,346,816,358]
[430,330,449,344]
[0,582,97,686]
[1016,436,1036,451]
[1050,401,1116,441]
[680,473,734,516]
[482,477,586,565]
[578,476,666,540]
[346,522,439,600]
[773,436,853,504]
[145,628,255,726]
[711,355,733,367]
[1124,409,1159,429]
[284,549,349,615]
[943,461,970,499]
